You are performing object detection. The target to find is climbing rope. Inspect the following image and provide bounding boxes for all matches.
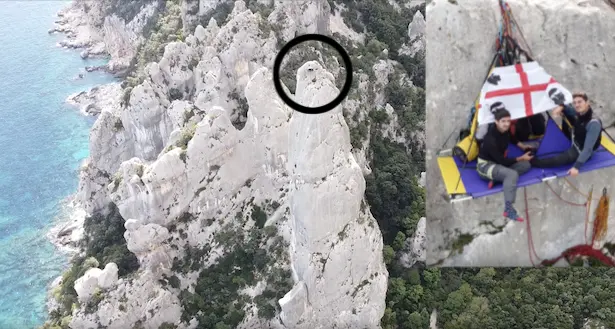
[465,1,615,267]
[592,188,609,245]
[496,0,533,66]
[520,108,612,267]
[584,188,594,244]
[564,178,601,201]
[505,1,534,60]
[523,187,541,266]
[451,0,527,151]
[523,183,613,267]
[544,181,588,207]
[447,0,527,188]
[540,245,615,267]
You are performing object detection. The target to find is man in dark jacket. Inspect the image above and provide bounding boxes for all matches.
[531,92,602,177]
[477,106,534,221]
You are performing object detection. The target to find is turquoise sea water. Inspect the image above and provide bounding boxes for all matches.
[0,1,115,328]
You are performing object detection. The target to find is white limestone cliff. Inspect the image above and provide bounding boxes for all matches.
[400,10,425,57]
[74,262,119,302]
[66,83,122,116]
[50,0,161,73]
[426,0,615,266]
[71,59,386,328]
[279,61,387,329]
[399,217,427,268]
[43,0,426,327]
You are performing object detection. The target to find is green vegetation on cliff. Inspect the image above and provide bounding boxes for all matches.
[103,0,158,24]
[381,267,615,329]
[44,2,615,329]
[366,132,425,244]
[122,0,183,106]
[40,203,139,329]
[345,2,615,329]
[174,203,292,328]
[338,0,426,88]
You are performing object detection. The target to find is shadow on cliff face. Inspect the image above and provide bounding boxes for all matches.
[425,0,615,267]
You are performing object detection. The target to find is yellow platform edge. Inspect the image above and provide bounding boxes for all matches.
[437,156,467,195]
[601,134,615,156]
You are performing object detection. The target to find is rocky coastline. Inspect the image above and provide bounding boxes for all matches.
[42,1,427,328]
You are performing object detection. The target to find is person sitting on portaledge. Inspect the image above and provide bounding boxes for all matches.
[510,113,547,142]
[475,113,545,145]
[531,92,602,177]
[477,105,534,222]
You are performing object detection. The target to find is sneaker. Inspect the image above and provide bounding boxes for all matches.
[504,202,524,222]
[503,211,524,222]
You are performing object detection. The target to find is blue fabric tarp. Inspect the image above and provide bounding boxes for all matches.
[454,118,615,198]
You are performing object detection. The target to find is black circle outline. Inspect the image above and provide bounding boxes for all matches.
[272,34,353,115]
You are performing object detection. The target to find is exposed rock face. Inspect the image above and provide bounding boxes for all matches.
[381,103,410,146]
[74,262,119,302]
[584,318,607,329]
[268,0,331,41]
[124,219,171,276]
[406,0,427,8]
[426,0,615,266]
[66,83,122,116]
[51,1,399,328]
[50,0,162,73]
[73,60,386,327]
[46,197,87,253]
[399,217,427,268]
[70,271,183,329]
[408,10,425,41]
[400,10,425,56]
[180,0,226,34]
[280,62,387,329]
[181,0,332,39]
[79,2,282,216]
[329,6,365,43]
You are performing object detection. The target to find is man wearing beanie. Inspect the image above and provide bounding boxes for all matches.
[476,103,534,222]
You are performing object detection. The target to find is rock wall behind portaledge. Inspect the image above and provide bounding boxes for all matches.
[426,0,615,266]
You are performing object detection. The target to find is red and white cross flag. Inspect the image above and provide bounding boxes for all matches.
[476,61,572,125]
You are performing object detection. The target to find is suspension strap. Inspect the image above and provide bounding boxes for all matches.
[544,181,587,207]
[523,187,542,266]
[532,185,613,267]
[585,187,594,244]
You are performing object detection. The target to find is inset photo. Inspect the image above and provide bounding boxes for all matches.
[426,0,615,267]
